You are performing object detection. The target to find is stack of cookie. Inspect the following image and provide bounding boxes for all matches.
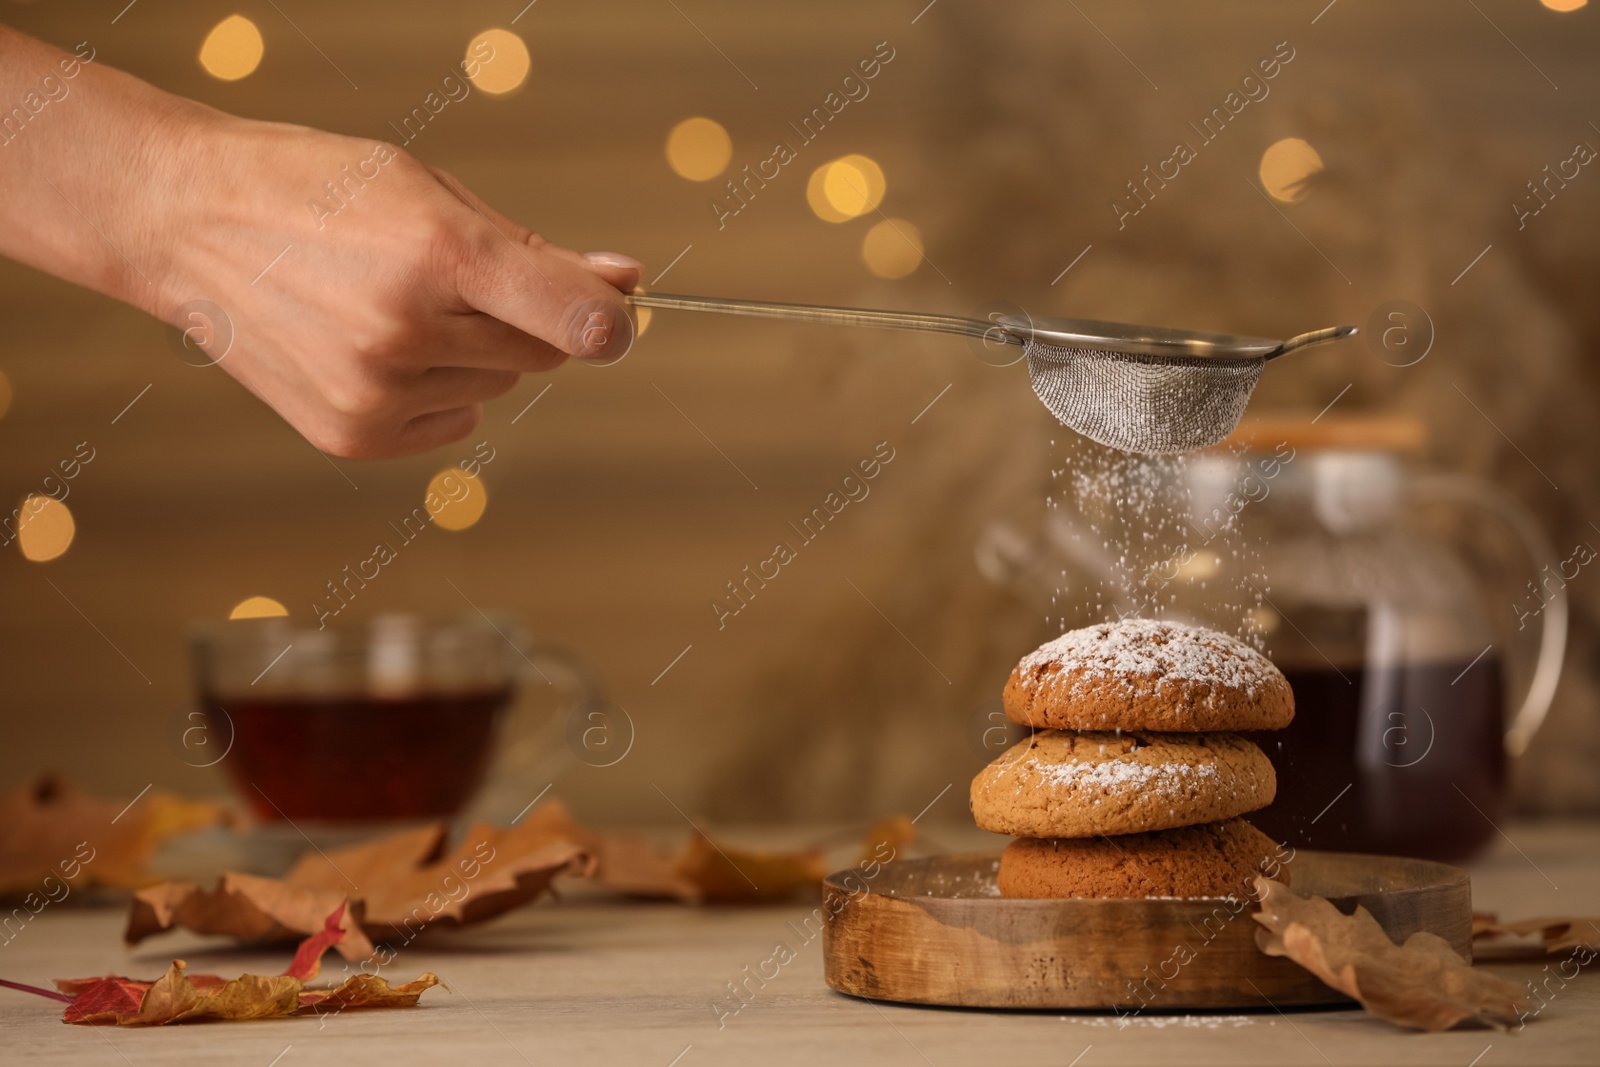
[970,618,1294,898]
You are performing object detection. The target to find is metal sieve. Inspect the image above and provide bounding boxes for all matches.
[626,291,1357,454]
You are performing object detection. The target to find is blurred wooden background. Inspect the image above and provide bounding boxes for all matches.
[2,0,1597,824]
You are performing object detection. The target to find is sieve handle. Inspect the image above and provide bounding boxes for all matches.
[626,291,1013,344]
[1268,324,1360,360]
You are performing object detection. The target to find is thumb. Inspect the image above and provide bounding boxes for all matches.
[457,226,636,362]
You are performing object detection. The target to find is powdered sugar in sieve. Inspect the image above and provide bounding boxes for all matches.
[1023,342,1265,454]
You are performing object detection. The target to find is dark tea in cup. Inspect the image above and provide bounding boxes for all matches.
[191,615,531,823]
[207,687,511,821]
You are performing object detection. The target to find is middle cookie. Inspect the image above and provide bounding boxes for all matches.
[970,730,1276,838]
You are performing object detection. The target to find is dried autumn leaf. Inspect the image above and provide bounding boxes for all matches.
[298,972,442,1014]
[5,905,441,1026]
[132,961,304,1025]
[58,977,150,1024]
[511,803,849,904]
[859,816,915,865]
[1471,913,1600,958]
[284,901,350,980]
[674,832,827,903]
[1252,877,1530,1031]
[126,872,373,960]
[126,820,589,953]
[285,821,591,931]
[0,774,229,894]
[517,800,890,902]
[516,799,695,900]
[47,970,231,1018]
[590,832,698,899]
[41,962,303,1026]
[428,799,891,903]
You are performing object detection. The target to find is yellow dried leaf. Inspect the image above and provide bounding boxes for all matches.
[1472,913,1600,958]
[674,832,827,903]
[300,972,443,1014]
[36,909,441,1026]
[0,775,229,894]
[859,816,915,865]
[123,961,302,1026]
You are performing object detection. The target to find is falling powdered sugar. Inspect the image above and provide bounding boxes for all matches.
[1043,437,1271,645]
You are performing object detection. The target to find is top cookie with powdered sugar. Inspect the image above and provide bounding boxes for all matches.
[1004,618,1294,732]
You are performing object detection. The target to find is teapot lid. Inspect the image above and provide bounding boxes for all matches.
[1215,412,1427,454]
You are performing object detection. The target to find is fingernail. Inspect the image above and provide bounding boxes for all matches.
[574,305,636,367]
[584,251,644,271]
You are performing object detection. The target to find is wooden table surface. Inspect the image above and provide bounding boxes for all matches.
[2,821,1597,1066]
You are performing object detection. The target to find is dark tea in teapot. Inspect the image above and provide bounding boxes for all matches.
[1247,655,1505,861]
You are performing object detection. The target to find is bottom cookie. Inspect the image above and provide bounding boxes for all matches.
[996,818,1291,899]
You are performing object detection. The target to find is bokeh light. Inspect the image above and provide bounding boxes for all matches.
[1175,552,1221,580]
[1540,0,1586,11]
[665,117,732,181]
[16,495,74,562]
[467,29,531,95]
[861,218,923,279]
[198,15,264,81]
[1248,605,1281,636]
[807,155,886,221]
[0,369,12,421]
[229,596,289,620]
[427,468,489,531]
[805,166,853,223]
[1259,137,1325,203]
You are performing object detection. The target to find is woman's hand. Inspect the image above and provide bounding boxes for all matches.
[150,112,640,459]
[0,26,640,459]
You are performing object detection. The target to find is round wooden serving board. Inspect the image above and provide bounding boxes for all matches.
[822,850,1471,1010]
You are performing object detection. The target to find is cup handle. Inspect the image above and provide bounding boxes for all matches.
[1408,474,1568,758]
[467,635,601,823]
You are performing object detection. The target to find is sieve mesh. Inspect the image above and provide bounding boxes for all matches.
[1024,342,1266,455]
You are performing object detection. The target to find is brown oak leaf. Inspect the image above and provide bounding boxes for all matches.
[284,820,591,931]
[127,821,590,953]
[1471,912,1600,959]
[514,799,695,899]
[489,800,843,903]
[1252,876,1530,1031]
[123,798,884,953]
[126,872,372,959]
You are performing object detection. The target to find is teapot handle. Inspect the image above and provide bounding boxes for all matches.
[1408,474,1568,758]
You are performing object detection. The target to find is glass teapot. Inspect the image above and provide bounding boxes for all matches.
[978,415,1568,862]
